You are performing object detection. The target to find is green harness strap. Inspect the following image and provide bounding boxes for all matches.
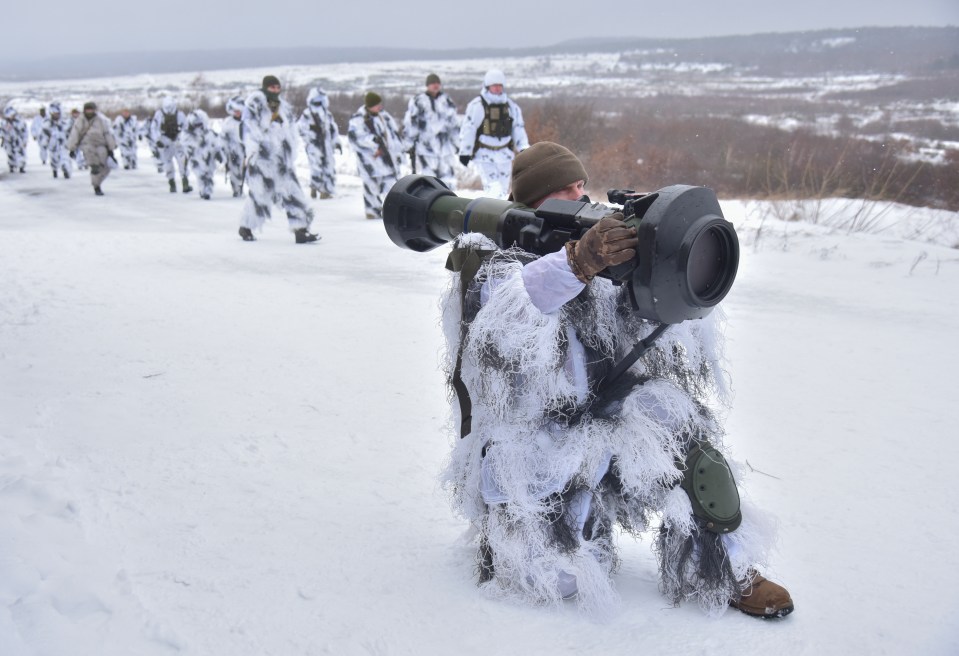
[445,247,495,438]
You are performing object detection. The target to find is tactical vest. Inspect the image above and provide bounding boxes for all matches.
[479,97,513,139]
[161,112,179,140]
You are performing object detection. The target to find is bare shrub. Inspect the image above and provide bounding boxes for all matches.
[516,98,959,211]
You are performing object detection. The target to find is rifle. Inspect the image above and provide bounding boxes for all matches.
[366,113,399,176]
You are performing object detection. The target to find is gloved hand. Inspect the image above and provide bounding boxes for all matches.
[459,155,471,166]
[565,212,638,283]
[69,150,76,159]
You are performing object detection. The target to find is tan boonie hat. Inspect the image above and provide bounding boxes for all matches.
[509,141,588,206]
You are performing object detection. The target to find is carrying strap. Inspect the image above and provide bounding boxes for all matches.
[72,117,95,150]
[445,247,496,438]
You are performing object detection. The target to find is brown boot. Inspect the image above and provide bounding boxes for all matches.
[730,570,794,619]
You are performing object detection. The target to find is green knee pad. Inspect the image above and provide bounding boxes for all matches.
[679,442,742,534]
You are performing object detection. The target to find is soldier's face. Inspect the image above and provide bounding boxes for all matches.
[427,82,441,95]
[531,180,587,208]
[233,110,243,118]
[487,84,504,95]
[267,84,281,94]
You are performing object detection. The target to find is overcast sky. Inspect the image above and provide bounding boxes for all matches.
[5,0,957,59]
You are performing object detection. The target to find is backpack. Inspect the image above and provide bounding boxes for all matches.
[161,112,180,140]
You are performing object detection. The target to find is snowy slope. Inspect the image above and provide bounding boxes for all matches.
[2,140,959,656]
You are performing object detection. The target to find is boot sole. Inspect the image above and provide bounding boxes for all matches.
[730,601,794,619]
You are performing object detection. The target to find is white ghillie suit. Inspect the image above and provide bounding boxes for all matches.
[42,102,72,178]
[139,117,162,172]
[2,106,29,173]
[112,113,139,169]
[240,90,314,232]
[182,109,221,199]
[151,98,190,183]
[296,87,340,198]
[441,236,775,615]
[458,72,529,199]
[219,96,246,197]
[347,105,404,219]
[403,88,459,188]
[31,110,49,164]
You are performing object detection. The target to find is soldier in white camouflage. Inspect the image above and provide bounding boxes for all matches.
[183,109,221,200]
[297,86,341,200]
[42,102,72,179]
[2,105,29,173]
[347,91,405,220]
[113,108,139,170]
[403,73,459,189]
[219,95,246,197]
[458,69,529,198]
[151,97,192,193]
[30,106,48,165]
[238,75,318,244]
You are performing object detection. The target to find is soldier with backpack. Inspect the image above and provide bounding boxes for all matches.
[151,97,192,193]
[457,69,529,198]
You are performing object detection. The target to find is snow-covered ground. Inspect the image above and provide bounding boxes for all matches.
[2,138,959,656]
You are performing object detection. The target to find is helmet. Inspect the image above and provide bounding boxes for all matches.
[187,109,209,129]
[48,102,62,116]
[3,105,17,119]
[483,69,506,88]
[161,96,177,114]
[226,95,244,114]
[307,86,328,109]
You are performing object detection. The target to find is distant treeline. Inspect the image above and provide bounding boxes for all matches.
[4,26,957,82]
[522,97,959,211]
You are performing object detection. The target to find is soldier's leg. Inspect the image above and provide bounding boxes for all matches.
[357,165,381,218]
[277,172,314,230]
[436,154,457,191]
[369,172,397,218]
[473,148,511,199]
[240,161,274,234]
[160,145,176,182]
[318,153,336,197]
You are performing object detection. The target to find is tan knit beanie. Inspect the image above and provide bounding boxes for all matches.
[508,142,588,206]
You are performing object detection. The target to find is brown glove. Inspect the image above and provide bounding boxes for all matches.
[565,212,638,283]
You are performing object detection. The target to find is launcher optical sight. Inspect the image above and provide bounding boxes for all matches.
[383,175,739,325]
